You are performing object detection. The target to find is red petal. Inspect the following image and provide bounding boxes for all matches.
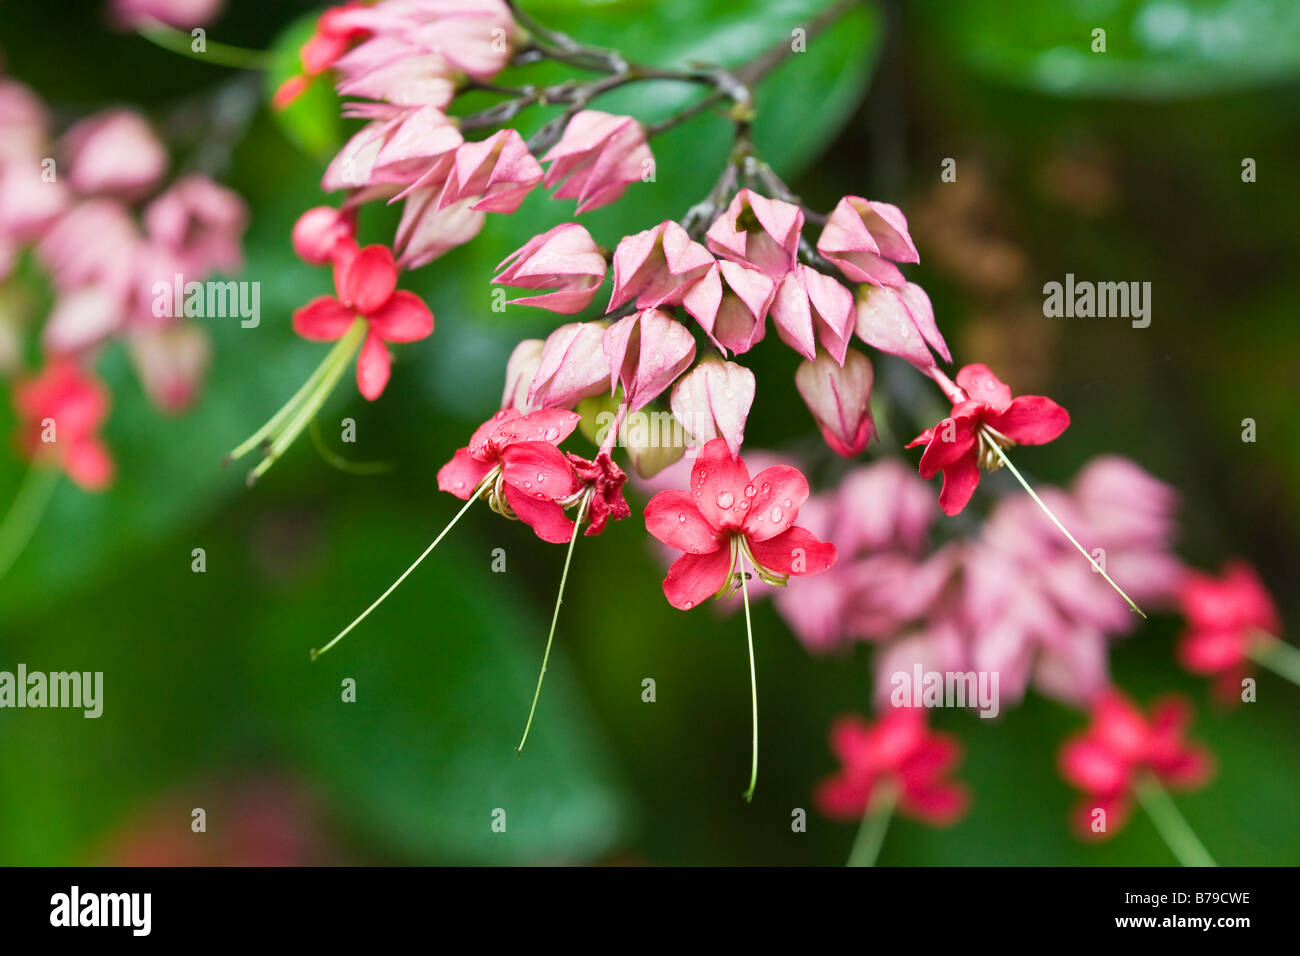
[367,289,433,342]
[987,395,1069,445]
[662,546,733,610]
[63,437,114,491]
[813,774,874,821]
[436,448,494,500]
[898,779,969,825]
[748,526,836,576]
[644,490,722,554]
[504,481,575,543]
[1059,736,1131,795]
[916,413,977,477]
[1072,794,1132,840]
[690,437,750,531]
[500,441,578,501]
[292,296,354,341]
[936,454,980,516]
[356,329,391,400]
[742,464,809,542]
[336,244,397,314]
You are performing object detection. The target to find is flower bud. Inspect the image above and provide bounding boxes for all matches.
[501,338,543,412]
[795,347,875,457]
[292,206,356,265]
[668,359,755,459]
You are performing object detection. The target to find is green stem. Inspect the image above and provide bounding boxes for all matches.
[248,320,366,484]
[0,464,60,584]
[982,430,1145,619]
[516,490,591,755]
[1249,635,1300,688]
[847,783,897,867]
[739,550,759,802]
[138,22,269,70]
[308,417,396,476]
[1135,773,1216,867]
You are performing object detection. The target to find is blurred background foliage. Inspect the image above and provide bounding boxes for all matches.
[0,0,1297,864]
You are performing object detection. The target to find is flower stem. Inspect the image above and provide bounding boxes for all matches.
[137,21,269,70]
[0,464,60,585]
[847,782,897,867]
[738,550,759,802]
[1135,773,1216,867]
[310,470,496,661]
[1248,635,1300,688]
[516,489,592,755]
[981,430,1146,619]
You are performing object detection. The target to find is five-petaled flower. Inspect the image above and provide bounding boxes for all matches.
[1059,690,1214,839]
[814,706,969,825]
[643,438,836,609]
[437,408,584,543]
[293,242,434,400]
[907,363,1069,515]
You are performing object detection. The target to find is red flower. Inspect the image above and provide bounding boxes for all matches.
[566,450,630,537]
[14,359,114,490]
[1177,562,1280,677]
[906,364,1069,516]
[643,438,836,609]
[436,408,582,543]
[814,707,969,825]
[1059,691,1214,839]
[293,243,433,401]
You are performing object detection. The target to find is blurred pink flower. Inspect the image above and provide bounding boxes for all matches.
[14,358,114,490]
[143,173,247,277]
[61,109,167,199]
[110,0,226,30]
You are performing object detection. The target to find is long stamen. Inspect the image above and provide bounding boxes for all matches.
[738,548,759,802]
[227,326,359,462]
[310,469,497,661]
[517,489,592,755]
[0,464,60,584]
[1248,634,1300,688]
[248,320,367,484]
[308,418,396,475]
[847,781,897,867]
[1134,772,1216,867]
[981,428,1145,619]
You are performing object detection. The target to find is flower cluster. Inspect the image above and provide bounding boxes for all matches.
[1,75,247,490]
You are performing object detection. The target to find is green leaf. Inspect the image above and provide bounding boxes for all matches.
[264,12,343,158]
[920,0,1300,98]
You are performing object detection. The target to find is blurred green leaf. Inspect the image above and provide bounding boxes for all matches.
[265,12,343,159]
[921,0,1300,98]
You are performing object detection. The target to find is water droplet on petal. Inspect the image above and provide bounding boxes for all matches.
[544,427,559,441]
[523,481,532,489]
[716,491,735,510]
[678,512,686,523]
[684,601,695,610]
[782,498,791,509]
[536,472,546,482]
[744,485,755,497]
[761,482,771,493]
[770,506,783,522]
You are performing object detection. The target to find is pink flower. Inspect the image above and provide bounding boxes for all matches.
[111,0,226,30]
[705,189,802,281]
[493,223,606,314]
[323,104,462,193]
[542,111,653,214]
[501,338,543,412]
[1177,562,1280,677]
[608,220,713,313]
[795,347,875,458]
[38,200,139,294]
[814,707,969,825]
[906,363,1069,515]
[526,322,609,410]
[643,438,836,609]
[61,109,167,199]
[272,3,372,109]
[128,321,211,414]
[394,193,485,269]
[436,408,582,543]
[770,265,855,363]
[679,260,774,356]
[603,308,696,412]
[292,244,434,400]
[854,281,950,371]
[142,174,247,277]
[329,35,457,109]
[13,359,114,490]
[668,359,755,458]
[817,196,918,288]
[1059,691,1214,839]
[433,129,543,214]
[292,206,357,265]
